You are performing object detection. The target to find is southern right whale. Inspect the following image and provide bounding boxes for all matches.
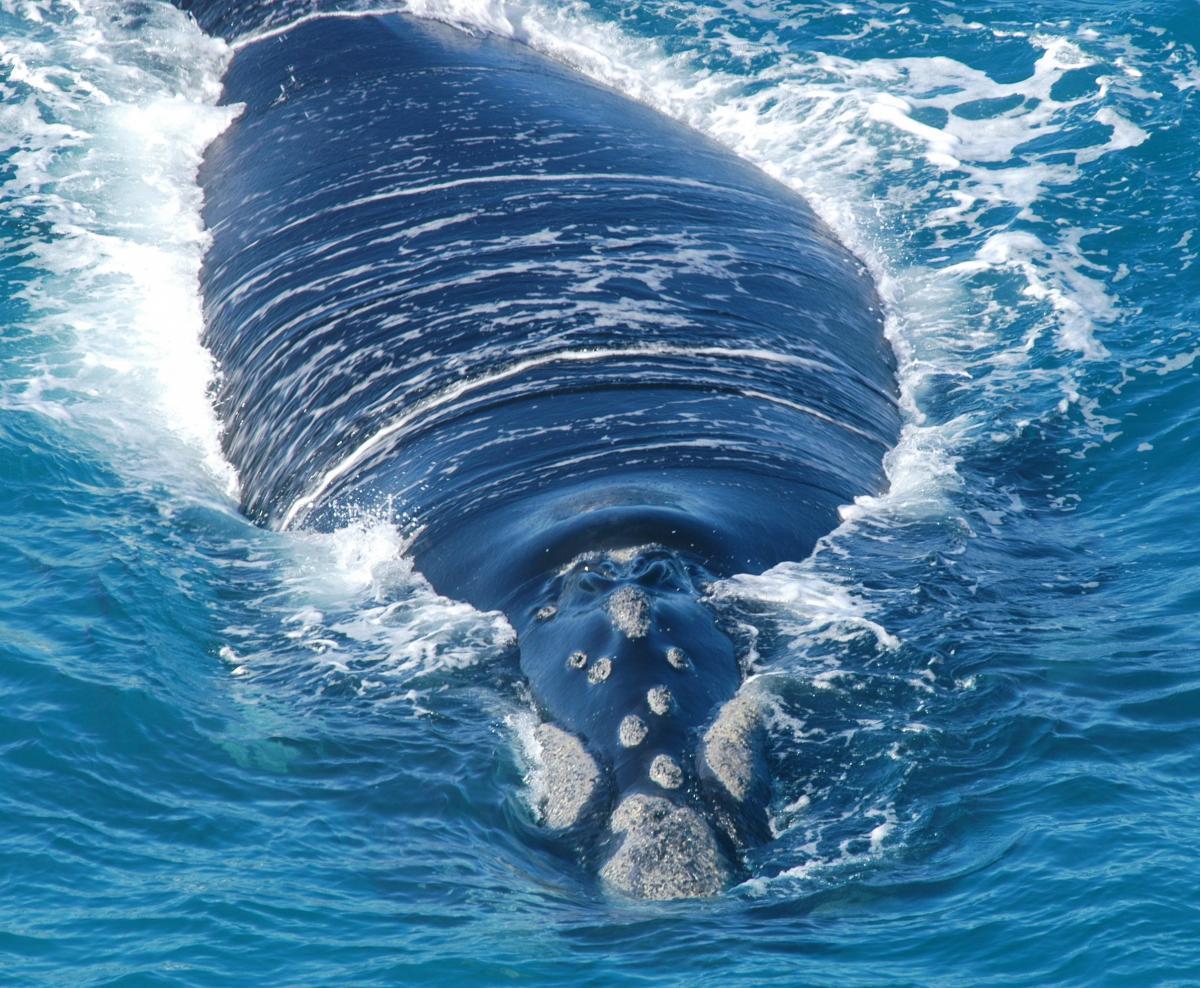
[183,6,902,898]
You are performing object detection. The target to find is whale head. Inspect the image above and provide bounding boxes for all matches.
[517,545,759,898]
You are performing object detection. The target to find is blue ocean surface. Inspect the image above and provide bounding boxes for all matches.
[2,0,1198,984]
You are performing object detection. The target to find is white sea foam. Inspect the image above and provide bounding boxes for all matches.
[269,515,516,681]
[0,1,238,493]
[508,707,550,820]
[711,566,900,653]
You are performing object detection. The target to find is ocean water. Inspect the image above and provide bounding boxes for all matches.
[2,0,1198,984]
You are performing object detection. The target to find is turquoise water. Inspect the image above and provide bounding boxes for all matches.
[3,0,1199,984]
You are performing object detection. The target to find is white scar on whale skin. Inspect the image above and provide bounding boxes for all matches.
[231,7,410,50]
[278,344,885,530]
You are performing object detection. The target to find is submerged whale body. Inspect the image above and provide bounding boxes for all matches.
[187,7,901,897]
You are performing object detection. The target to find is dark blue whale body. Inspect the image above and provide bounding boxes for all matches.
[184,5,901,897]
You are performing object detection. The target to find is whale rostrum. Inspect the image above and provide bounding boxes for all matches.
[189,8,901,898]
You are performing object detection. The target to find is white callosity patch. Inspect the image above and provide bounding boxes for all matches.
[604,588,652,643]
[618,714,648,748]
[666,646,691,672]
[586,656,612,684]
[649,753,683,790]
[606,585,650,639]
[600,794,730,899]
[646,686,672,716]
[530,722,603,829]
[701,690,763,803]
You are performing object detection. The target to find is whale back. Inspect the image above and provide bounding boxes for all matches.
[195,12,901,612]
[190,7,904,898]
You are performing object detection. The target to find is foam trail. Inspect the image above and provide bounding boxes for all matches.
[281,518,516,680]
[0,1,239,493]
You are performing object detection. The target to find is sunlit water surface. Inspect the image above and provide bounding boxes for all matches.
[2,0,1198,983]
